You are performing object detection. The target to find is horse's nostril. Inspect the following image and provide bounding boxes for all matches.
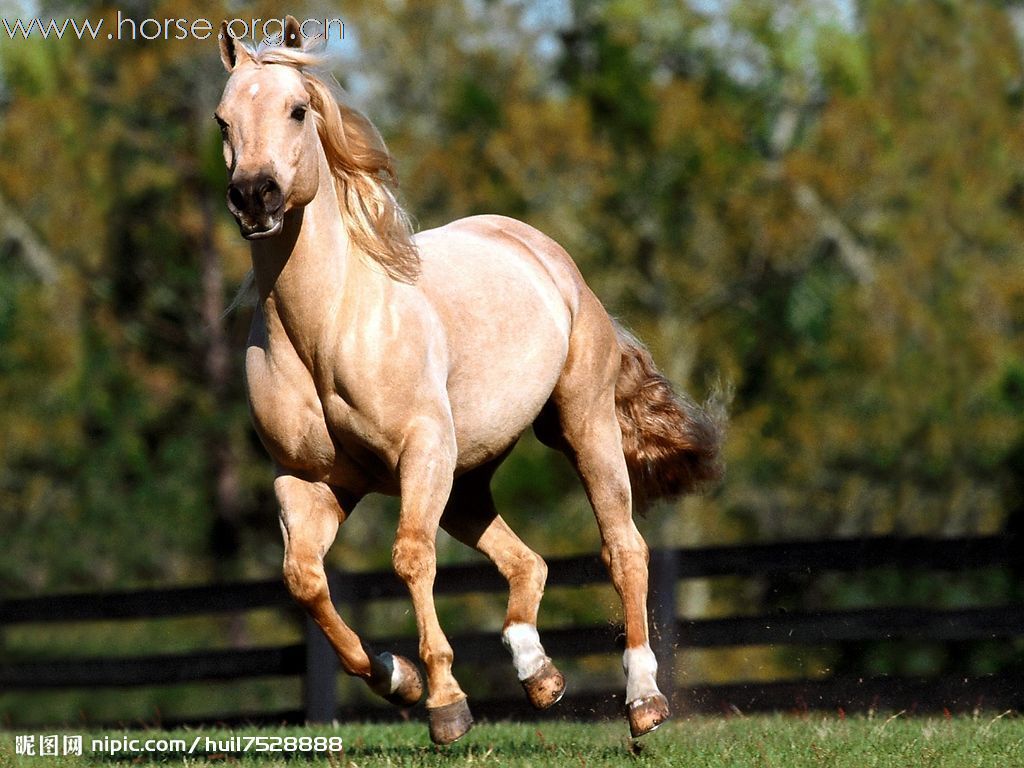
[258,178,277,197]
[227,184,246,212]
[259,178,283,210]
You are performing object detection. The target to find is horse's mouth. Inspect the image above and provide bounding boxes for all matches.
[240,218,283,240]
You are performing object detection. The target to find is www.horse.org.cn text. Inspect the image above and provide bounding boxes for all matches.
[0,13,345,43]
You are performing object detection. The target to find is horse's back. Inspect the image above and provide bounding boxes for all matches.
[413,215,589,468]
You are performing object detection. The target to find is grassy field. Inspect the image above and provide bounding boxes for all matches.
[1,715,1023,767]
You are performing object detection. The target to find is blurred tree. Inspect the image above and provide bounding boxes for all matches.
[0,0,308,591]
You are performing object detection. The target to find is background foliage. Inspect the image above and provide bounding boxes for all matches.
[1,0,1023,723]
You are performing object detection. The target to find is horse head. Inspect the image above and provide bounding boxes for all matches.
[215,16,319,239]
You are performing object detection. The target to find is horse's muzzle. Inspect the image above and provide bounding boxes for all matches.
[226,172,285,238]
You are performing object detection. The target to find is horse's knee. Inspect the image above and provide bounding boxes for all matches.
[283,552,328,606]
[392,531,435,584]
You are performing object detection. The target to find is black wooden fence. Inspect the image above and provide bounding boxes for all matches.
[2,535,1022,726]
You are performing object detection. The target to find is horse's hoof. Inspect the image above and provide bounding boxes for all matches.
[522,659,565,710]
[371,653,424,708]
[428,697,474,745]
[627,693,670,738]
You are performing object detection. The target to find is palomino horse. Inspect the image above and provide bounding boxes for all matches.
[215,17,722,744]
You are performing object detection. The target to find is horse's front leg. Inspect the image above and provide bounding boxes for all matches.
[390,426,471,745]
[275,473,423,709]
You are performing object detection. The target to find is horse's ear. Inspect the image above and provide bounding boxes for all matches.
[284,15,302,48]
[219,21,254,71]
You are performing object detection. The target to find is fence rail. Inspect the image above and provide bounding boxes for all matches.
[1,535,1021,725]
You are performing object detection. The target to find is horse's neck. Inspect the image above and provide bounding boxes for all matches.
[250,146,354,364]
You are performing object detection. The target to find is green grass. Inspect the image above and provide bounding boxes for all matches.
[1,715,1023,767]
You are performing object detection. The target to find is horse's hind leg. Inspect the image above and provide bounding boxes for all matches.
[441,464,565,709]
[557,401,668,736]
[275,474,423,709]
[545,308,670,737]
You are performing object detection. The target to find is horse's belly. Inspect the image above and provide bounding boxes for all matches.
[448,378,561,471]
[415,217,577,471]
[444,306,570,471]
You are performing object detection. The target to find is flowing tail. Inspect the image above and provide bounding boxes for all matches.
[614,323,725,512]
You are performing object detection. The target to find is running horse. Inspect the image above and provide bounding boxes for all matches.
[215,17,722,744]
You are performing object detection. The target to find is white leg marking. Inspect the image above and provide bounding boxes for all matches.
[502,623,548,681]
[374,652,406,695]
[623,643,662,704]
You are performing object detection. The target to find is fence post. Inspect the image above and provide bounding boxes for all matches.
[303,570,342,723]
[648,549,680,707]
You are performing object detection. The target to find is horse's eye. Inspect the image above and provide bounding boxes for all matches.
[291,105,307,122]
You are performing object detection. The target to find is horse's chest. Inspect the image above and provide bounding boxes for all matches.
[245,345,336,474]
[244,344,388,492]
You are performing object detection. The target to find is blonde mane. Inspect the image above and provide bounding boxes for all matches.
[247,42,420,283]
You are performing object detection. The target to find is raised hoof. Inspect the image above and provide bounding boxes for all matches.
[522,660,566,710]
[627,693,670,738]
[371,653,424,708]
[428,698,474,745]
